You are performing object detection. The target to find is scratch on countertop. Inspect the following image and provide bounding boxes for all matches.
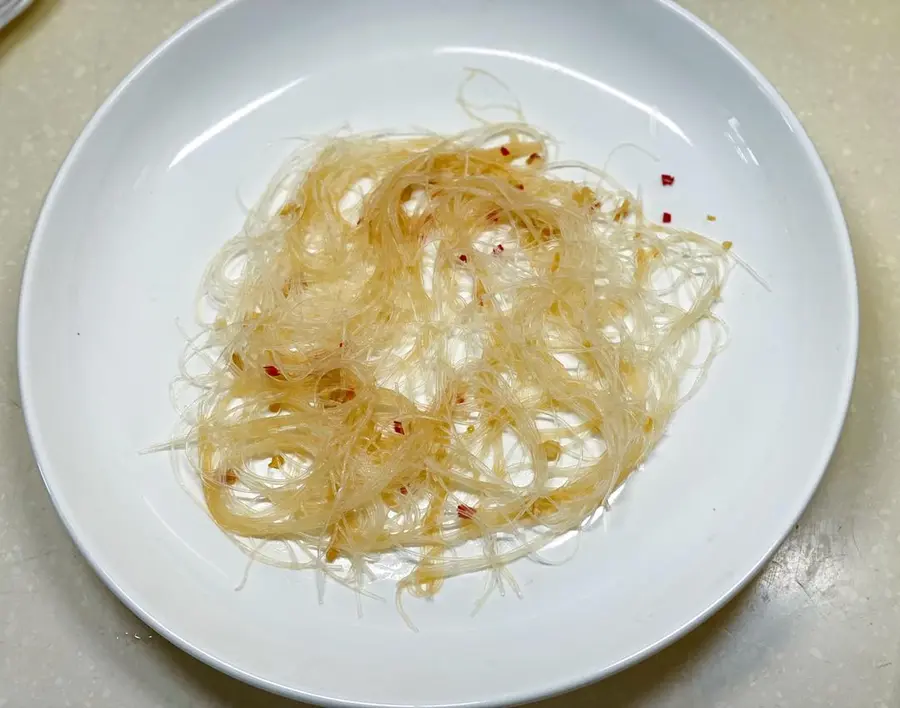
[756,518,852,608]
[2,548,58,567]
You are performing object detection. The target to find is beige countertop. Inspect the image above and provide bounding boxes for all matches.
[1,1,898,706]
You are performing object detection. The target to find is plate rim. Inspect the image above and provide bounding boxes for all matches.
[16,0,860,705]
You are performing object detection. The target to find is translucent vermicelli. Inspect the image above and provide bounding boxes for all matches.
[170,119,730,612]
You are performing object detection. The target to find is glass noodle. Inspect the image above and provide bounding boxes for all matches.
[168,93,731,618]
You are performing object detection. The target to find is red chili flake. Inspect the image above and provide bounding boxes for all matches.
[516,183,525,191]
[661,174,675,186]
[331,387,356,404]
[263,365,282,378]
[338,341,344,348]
[486,209,500,222]
[492,244,504,255]
[526,152,541,165]
[393,421,405,435]
[662,212,672,224]
[500,146,510,156]
[457,504,476,520]
[455,394,466,404]
[399,486,408,495]
[458,254,468,263]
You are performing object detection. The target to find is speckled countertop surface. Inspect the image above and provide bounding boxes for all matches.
[0,1,898,706]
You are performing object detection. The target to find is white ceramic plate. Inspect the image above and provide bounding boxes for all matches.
[0,0,33,29]
[18,1,857,706]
